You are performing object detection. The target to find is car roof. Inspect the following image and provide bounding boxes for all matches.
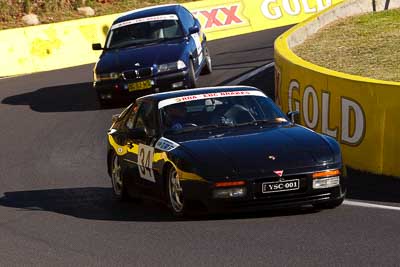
[113,4,181,25]
[137,86,266,103]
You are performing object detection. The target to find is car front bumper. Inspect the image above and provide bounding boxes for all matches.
[94,70,189,102]
[181,175,346,213]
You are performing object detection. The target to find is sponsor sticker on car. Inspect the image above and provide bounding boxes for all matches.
[155,137,180,152]
[158,90,267,108]
[111,14,179,30]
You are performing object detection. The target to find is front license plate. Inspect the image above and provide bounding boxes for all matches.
[128,80,152,92]
[262,179,300,194]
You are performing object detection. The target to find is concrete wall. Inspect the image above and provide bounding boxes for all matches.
[0,0,344,77]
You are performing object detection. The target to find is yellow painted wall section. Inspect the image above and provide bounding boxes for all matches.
[0,0,342,77]
[0,14,117,76]
[275,9,400,176]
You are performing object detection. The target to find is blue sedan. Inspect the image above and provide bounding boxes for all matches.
[92,4,212,106]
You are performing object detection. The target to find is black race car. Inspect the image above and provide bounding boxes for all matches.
[92,4,212,106]
[107,86,346,216]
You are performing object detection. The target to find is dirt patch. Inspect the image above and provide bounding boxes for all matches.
[0,0,197,30]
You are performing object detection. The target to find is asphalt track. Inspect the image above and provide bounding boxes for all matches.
[1,26,400,266]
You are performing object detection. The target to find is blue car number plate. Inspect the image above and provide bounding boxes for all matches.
[128,80,152,92]
[262,179,300,193]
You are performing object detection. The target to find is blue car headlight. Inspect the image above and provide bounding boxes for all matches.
[158,60,186,73]
[94,72,120,81]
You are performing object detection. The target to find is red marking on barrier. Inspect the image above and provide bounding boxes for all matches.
[193,5,243,29]
[221,6,242,25]
[200,9,223,28]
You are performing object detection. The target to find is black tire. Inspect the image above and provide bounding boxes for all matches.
[110,152,130,202]
[187,59,197,89]
[166,166,187,217]
[201,47,212,75]
[314,197,344,210]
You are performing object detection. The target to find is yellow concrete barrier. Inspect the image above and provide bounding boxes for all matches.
[0,14,115,77]
[275,2,400,176]
[0,0,342,77]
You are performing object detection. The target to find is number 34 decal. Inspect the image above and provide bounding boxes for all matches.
[138,144,155,182]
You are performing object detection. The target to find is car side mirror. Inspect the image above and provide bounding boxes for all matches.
[188,26,200,35]
[127,128,147,140]
[92,43,103,50]
[287,111,300,124]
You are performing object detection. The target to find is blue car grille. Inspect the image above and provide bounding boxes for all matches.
[122,67,153,80]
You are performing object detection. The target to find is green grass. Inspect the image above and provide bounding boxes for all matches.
[0,0,197,30]
[293,8,400,82]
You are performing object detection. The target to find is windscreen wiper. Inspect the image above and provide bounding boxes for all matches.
[164,123,230,135]
[234,119,283,127]
[109,43,139,50]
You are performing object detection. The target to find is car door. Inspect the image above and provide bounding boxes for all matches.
[122,100,165,197]
[108,103,139,194]
[180,7,204,74]
[191,18,205,74]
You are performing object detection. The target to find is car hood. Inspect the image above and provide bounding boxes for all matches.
[96,39,186,73]
[171,125,336,179]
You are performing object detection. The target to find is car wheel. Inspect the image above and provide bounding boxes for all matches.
[110,152,129,201]
[167,166,186,217]
[314,197,344,210]
[187,59,197,88]
[201,47,212,75]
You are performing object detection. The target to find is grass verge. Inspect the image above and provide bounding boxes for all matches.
[293,8,400,82]
[0,0,197,30]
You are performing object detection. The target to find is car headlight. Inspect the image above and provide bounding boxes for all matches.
[158,60,186,73]
[213,181,247,199]
[312,169,341,189]
[94,72,120,81]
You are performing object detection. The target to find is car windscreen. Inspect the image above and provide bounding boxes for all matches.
[107,14,184,49]
[159,92,288,133]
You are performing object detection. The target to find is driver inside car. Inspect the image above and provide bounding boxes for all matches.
[164,103,187,130]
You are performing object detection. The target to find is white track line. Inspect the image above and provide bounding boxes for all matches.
[344,200,400,211]
[226,62,275,85]
[0,75,19,80]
